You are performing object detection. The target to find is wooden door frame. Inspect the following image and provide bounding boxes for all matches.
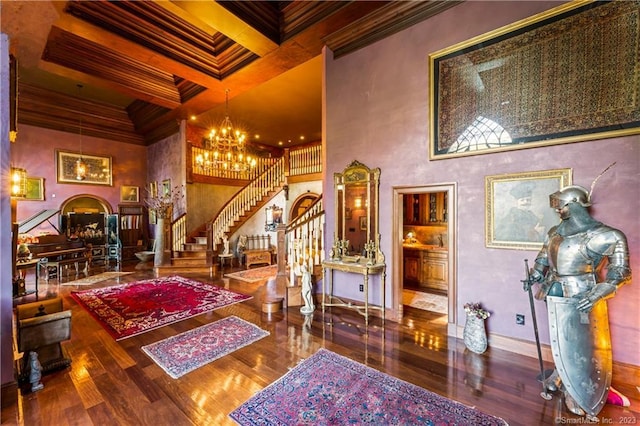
[391,183,457,336]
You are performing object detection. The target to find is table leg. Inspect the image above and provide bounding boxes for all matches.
[363,272,369,326]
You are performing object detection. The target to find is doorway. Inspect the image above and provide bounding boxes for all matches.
[392,183,457,333]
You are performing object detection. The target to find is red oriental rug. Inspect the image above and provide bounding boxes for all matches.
[71,275,251,340]
[230,348,507,425]
[142,316,269,379]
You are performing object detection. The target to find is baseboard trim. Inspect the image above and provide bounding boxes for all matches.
[452,324,639,380]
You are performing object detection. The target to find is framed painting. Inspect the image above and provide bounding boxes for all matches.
[485,168,572,250]
[56,150,112,185]
[162,179,171,197]
[24,177,44,201]
[429,1,640,160]
[359,216,367,231]
[149,181,158,198]
[120,185,139,203]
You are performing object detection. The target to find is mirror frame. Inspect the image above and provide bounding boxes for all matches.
[333,160,383,264]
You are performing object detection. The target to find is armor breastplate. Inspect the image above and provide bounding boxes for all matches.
[547,232,594,276]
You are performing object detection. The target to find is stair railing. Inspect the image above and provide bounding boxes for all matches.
[285,195,325,285]
[209,157,286,250]
[171,213,187,253]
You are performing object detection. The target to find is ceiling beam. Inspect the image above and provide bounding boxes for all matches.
[157,0,280,57]
[50,13,225,90]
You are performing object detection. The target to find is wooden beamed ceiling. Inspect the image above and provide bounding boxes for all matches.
[6,0,460,147]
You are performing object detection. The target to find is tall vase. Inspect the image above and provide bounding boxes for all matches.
[154,217,165,267]
[463,313,488,354]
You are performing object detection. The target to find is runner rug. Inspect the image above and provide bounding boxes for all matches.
[142,316,269,379]
[60,271,134,286]
[71,275,252,340]
[230,348,507,425]
[403,289,448,314]
[224,265,277,283]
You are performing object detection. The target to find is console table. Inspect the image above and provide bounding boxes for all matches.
[322,259,386,325]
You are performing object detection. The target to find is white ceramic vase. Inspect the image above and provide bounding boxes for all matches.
[463,313,488,354]
[154,217,165,267]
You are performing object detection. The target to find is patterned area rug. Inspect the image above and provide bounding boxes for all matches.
[142,316,269,379]
[224,265,277,283]
[230,349,507,425]
[60,271,134,286]
[403,289,448,314]
[71,275,251,340]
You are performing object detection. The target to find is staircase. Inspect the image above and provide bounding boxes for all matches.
[154,158,286,277]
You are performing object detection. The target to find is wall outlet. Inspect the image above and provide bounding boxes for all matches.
[359,284,364,292]
[516,313,525,325]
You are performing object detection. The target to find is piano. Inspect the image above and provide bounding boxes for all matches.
[26,234,89,281]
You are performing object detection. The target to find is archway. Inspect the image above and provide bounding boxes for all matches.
[59,194,113,215]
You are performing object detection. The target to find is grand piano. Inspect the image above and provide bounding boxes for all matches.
[17,210,92,287]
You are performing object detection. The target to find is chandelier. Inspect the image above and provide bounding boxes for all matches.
[197,89,257,175]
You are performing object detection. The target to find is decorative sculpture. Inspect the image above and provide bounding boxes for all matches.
[524,169,631,419]
[300,264,315,314]
[28,352,44,392]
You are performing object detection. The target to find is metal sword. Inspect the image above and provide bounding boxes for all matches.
[523,259,553,400]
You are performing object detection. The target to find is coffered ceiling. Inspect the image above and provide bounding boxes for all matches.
[2,0,459,148]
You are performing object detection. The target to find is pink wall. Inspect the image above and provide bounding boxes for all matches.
[12,124,148,233]
[324,1,640,366]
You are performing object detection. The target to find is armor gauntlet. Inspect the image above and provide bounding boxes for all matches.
[576,230,632,312]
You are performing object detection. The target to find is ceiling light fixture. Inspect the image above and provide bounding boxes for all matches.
[197,89,257,175]
[75,84,87,181]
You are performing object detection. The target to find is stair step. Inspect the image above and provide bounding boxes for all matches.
[172,257,210,266]
[176,250,207,258]
[154,263,215,278]
[183,243,207,251]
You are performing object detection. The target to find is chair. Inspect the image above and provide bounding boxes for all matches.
[16,297,72,380]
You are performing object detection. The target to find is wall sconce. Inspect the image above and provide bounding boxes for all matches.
[354,196,362,209]
[10,167,27,198]
[265,204,283,232]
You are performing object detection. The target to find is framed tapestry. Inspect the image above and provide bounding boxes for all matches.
[429,0,640,160]
[485,168,572,250]
[56,150,112,185]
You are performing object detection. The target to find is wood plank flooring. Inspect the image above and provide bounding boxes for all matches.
[2,262,639,425]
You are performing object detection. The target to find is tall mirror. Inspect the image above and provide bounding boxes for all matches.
[333,160,382,264]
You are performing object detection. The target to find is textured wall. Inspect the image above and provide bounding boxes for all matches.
[12,124,148,234]
[324,1,639,365]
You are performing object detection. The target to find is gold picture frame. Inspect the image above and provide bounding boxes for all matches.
[56,150,112,185]
[149,181,158,198]
[162,179,171,197]
[485,168,572,250]
[429,1,640,160]
[24,177,44,201]
[120,185,140,203]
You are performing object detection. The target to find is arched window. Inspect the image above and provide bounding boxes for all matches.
[448,116,513,153]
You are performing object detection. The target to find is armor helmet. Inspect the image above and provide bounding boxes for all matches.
[549,185,591,209]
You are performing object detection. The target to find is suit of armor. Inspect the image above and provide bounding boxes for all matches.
[529,186,631,418]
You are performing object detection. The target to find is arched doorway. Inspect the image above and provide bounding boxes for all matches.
[59,194,113,215]
[289,193,320,221]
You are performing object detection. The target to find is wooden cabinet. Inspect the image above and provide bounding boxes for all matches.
[403,249,420,283]
[421,251,448,292]
[403,192,447,225]
[118,204,148,261]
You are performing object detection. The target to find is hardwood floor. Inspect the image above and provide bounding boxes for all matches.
[3,262,639,425]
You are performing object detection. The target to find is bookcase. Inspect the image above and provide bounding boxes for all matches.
[118,204,148,260]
